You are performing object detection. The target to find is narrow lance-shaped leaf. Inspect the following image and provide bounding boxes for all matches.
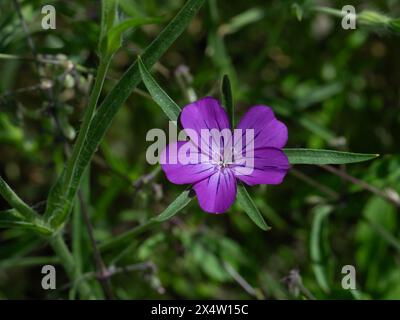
[0,176,39,223]
[237,183,270,231]
[310,205,332,293]
[221,74,234,127]
[0,214,53,235]
[219,7,264,36]
[284,148,379,165]
[107,17,162,55]
[292,3,303,21]
[138,56,181,121]
[153,189,193,222]
[0,256,60,270]
[99,0,118,57]
[45,0,206,228]
[100,190,194,251]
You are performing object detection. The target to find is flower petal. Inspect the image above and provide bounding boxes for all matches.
[232,147,290,186]
[180,97,231,160]
[193,169,237,214]
[180,96,231,134]
[235,105,288,151]
[160,141,215,184]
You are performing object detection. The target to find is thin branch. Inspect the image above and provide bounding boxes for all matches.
[320,164,400,207]
[364,217,400,252]
[12,0,38,58]
[282,269,316,300]
[223,261,264,299]
[78,192,115,299]
[62,261,156,294]
[93,155,161,192]
[291,168,339,199]
[0,53,93,73]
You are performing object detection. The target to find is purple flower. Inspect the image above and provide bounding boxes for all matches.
[160,97,290,214]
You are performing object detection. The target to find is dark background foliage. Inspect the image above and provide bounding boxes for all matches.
[0,0,399,299]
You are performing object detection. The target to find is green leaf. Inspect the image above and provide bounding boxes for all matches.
[0,208,23,219]
[101,189,193,251]
[138,56,181,121]
[153,189,193,222]
[45,0,206,228]
[0,214,53,235]
[273,101,339,143]
[219,7,264,35]
[100,220,157,252]
[292,3,303,21]
[221,74,234,126]
[310,205,332,293]
[99,0,118,56]
[101,0,117,32]
[388,18,400,33]
[297,116,337,142]
[284,148,379,165]
[0,256,59,270]
[237,183,270,231]
[297,82,343,109]
[0,176,39,223]
[107,17,162,55]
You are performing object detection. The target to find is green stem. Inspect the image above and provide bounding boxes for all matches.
[311,6,346,18]
[62,57,111,196]
[49,233,94,299]
[0,176,39,222]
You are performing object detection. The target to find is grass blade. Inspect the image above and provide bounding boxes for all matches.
[153,189,193,222]
[237,183,270,231]
[138,56,181,121]
[284,148,379,165]
[219,7,264,36]
[221,74,234,126]
[107,17,162,54]
[310,205,332,293]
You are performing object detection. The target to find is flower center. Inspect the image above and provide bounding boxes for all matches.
[214,160,228,171]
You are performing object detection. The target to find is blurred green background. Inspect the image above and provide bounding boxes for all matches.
[0,0,399,299]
